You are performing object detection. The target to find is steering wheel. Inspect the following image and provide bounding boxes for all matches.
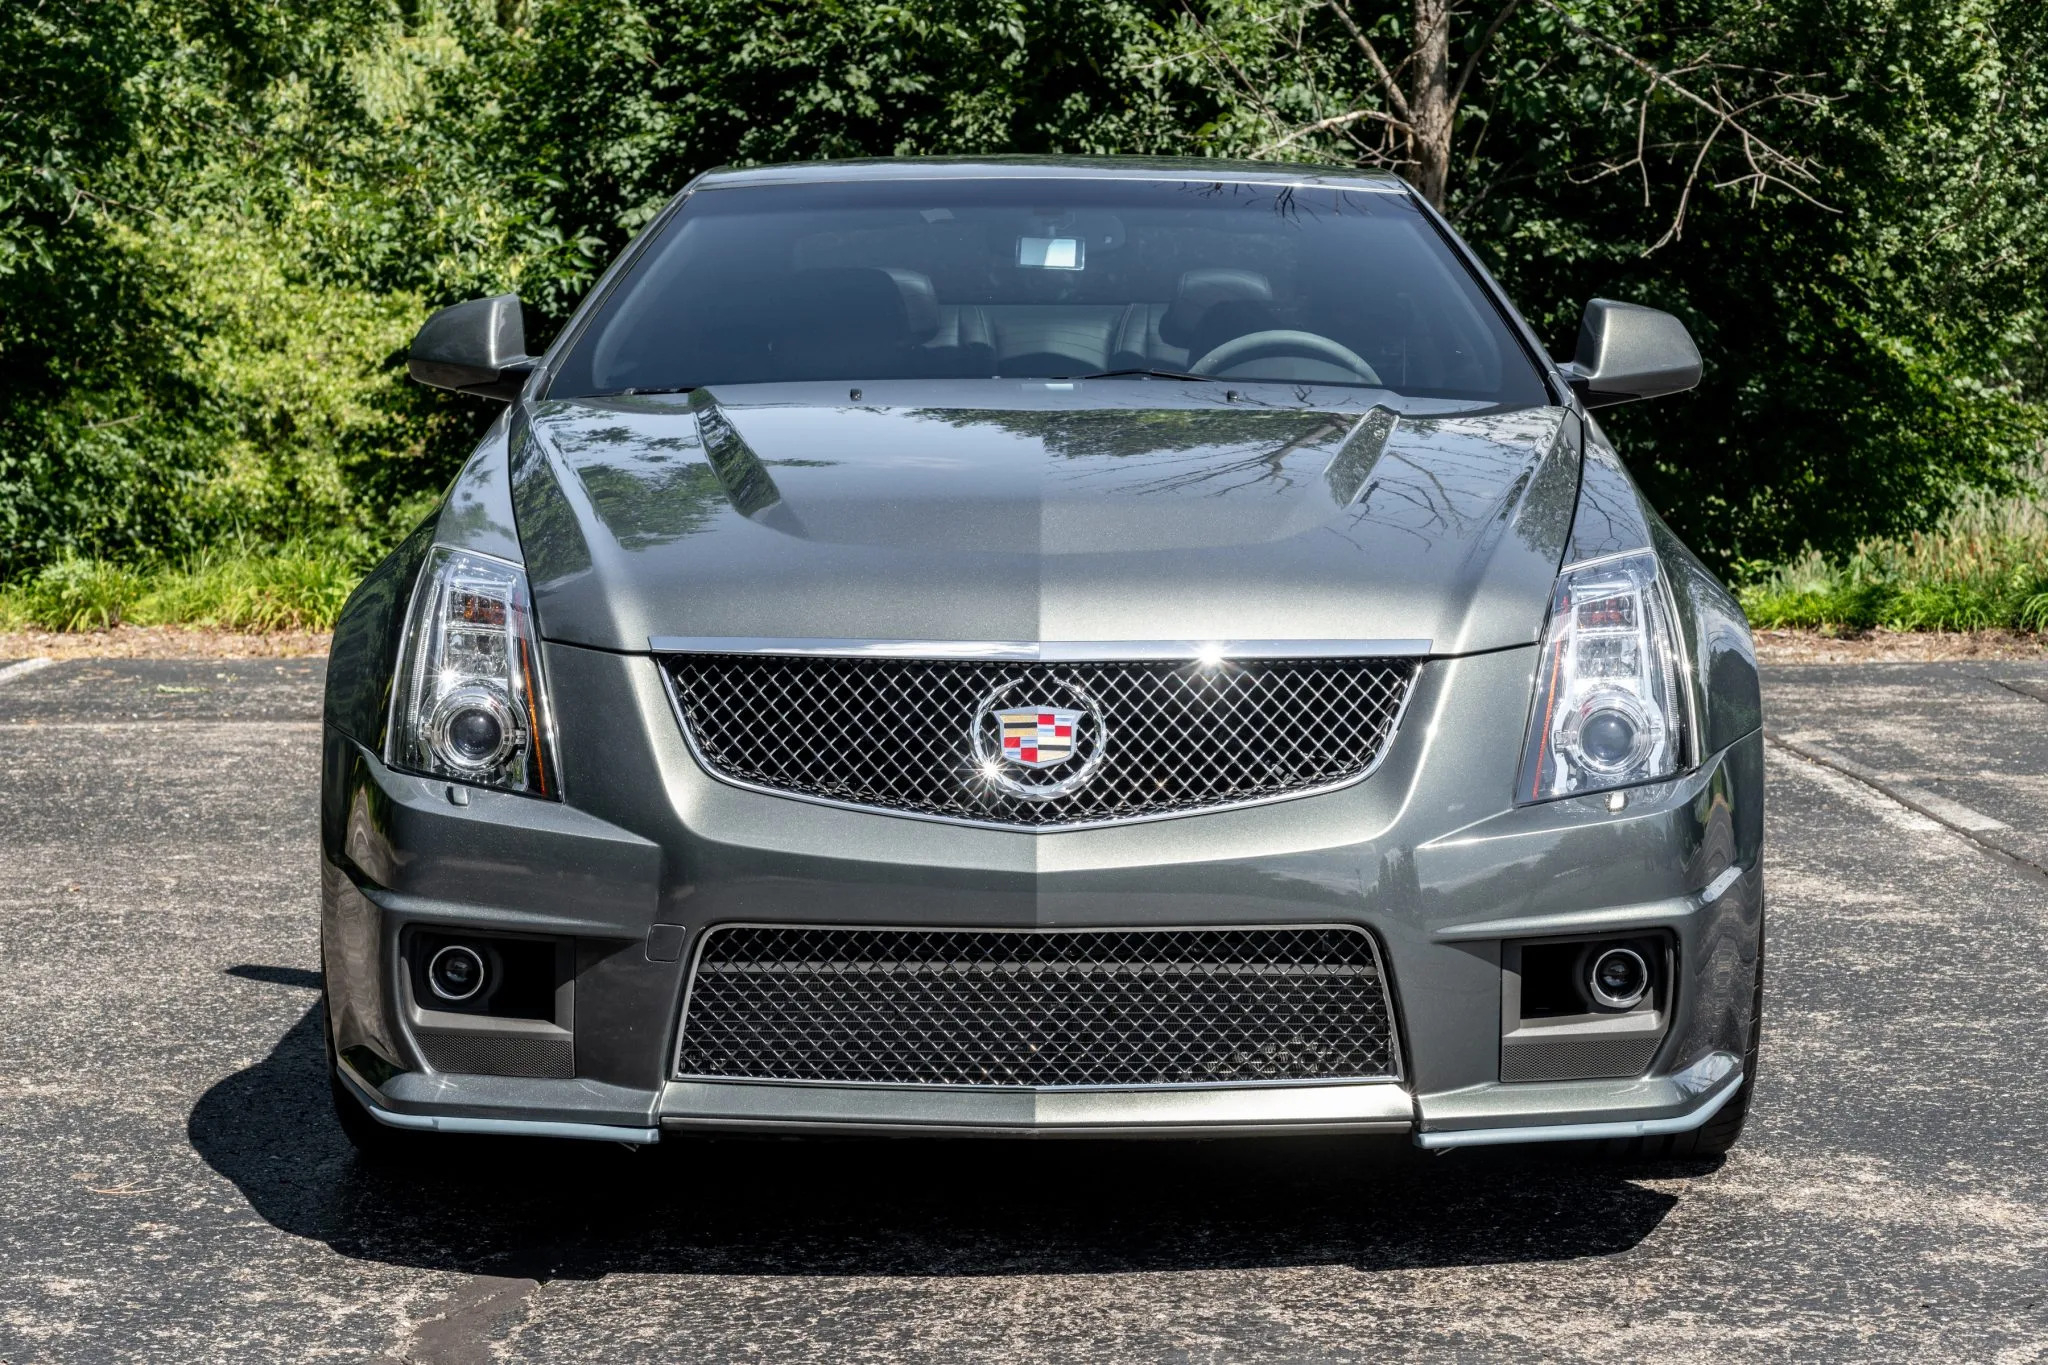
[1191,330,1381,384]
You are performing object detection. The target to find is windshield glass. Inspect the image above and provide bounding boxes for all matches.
[549,177,1549,405]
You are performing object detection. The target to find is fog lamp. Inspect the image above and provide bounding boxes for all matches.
[1588,946,1650,1010]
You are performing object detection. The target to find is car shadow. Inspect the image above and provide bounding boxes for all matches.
[190,994,1703,1281]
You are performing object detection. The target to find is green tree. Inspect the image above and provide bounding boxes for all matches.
[1173,0,2048,562]
[2,0,2042,582]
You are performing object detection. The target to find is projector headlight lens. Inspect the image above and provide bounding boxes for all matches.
[427,686,518,773]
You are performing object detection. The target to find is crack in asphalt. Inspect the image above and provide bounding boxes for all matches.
[1991,676,2048,707]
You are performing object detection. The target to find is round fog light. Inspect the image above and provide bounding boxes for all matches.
[427,944,486,1002]
[1588,946,1650,1010]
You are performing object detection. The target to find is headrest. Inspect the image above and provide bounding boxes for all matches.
[777,268,920,343]
[1160,269,1273,346]
[880,268,941,342]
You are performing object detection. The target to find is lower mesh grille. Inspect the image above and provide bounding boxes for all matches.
[414,1029,573,1079]
[675,925,1399,1087]
[1500,1034,1661,1083]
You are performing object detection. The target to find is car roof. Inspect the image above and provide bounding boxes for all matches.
[688,155,1414,194]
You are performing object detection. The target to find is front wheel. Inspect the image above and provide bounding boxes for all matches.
[1594,922,1764,1163]
[324,996,428,1165]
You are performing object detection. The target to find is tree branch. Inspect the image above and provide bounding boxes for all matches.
[1529,0,1819,183]
[1448,0,1520,116]
[1524,0,1835,248]
[1255,108,1412,157]
[1322,0,1414,123]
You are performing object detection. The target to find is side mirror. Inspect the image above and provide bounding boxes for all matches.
[407,295,538,401]
[1562,299,1701,408]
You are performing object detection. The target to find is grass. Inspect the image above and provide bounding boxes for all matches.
[1737,465,2048,633]
[0,537,375,633]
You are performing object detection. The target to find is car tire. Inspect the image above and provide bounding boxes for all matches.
[323,997,425,1165]
[1594,915,1764,1163]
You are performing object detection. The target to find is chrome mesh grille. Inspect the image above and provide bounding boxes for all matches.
[659,654,1414,826]
[675,925,1399,1087]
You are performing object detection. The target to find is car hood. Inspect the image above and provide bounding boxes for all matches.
[510,381,1578,655]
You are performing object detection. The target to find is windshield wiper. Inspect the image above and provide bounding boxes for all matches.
[1063,368,1216,382]
[588,385,698,397]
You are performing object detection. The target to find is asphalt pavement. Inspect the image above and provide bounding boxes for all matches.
[2,654,2045,1362]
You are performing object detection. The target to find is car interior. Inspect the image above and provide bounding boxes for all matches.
[566,188,1539,402]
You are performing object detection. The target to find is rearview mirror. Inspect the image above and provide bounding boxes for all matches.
[1562,299,1701,408]
[407,294,538,402]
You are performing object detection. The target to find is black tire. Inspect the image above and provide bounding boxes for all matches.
[323,995,428,1166]
[1596,918,1765,1163]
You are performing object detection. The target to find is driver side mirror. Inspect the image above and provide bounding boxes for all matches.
[407,294,539,402]
[1562,299,1701,408]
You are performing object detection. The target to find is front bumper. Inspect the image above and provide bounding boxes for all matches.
[323,641,1764,1147]
[339,1057,1746,1145]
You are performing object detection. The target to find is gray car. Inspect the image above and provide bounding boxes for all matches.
[321,157,1762,1160]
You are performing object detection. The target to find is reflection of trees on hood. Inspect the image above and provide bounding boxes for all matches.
[1342,410,1571,552]
[518,405,717,553]
[911,405,1366,500]
[1066,419,1360,500]
[509,430,593,579]
[529,402,777,546]
[572,464,730,549]
[1566,432,1656,563]
[437,459,517,549]
[917,406,1350,463]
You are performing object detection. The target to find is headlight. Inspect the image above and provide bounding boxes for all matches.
[386,546,558,798]
[1517,549,1686,803]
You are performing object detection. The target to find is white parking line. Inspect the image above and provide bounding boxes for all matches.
[1770,731,2008,830]
[0,658,54,685]
[1767,729,2048,883]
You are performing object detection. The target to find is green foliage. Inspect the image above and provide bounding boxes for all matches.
[0,0,500,581]
[1738,467,2048,630]
[460,0,1201,308]
[0,536,377,631]
[132,537,375,631]
[0,557,149,631]
[1175,0,2048,564]
[1,0,2044,610]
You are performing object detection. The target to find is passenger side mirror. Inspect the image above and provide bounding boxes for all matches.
[1562,299,1701,408]
[407,294,539,402]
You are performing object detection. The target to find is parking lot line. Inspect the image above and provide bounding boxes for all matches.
[1767,729,2048,882]
[0,657,54,685]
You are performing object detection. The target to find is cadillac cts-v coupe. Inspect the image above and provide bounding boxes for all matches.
[321,157,1762,1159]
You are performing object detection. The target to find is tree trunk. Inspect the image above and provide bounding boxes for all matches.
[1408,0,1454,208]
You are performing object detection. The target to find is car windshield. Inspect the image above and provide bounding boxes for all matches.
[549,176,1550,406]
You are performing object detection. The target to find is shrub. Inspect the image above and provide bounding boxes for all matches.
[0,558,149,631]
[1739,458,2048,631]
[0,536,378,633]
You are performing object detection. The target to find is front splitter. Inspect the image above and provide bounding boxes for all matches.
[659,1078,1417,1137]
